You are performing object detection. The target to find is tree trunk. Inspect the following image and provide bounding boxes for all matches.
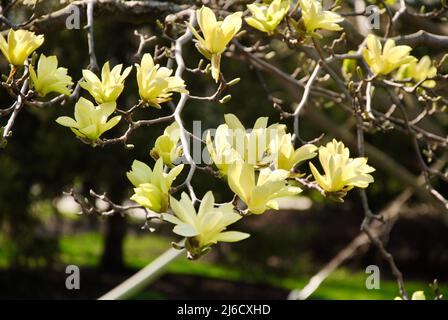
[100,214,126,272]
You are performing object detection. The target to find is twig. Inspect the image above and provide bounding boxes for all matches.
[172,9,197,202]
[2,67,29,141]
[356,112,408,299]
[134,31,156,59]
[289,188,413,300]
[293,63,321,144]
[86,0,99,71]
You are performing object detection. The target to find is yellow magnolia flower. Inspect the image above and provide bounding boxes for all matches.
[227,163,302,214]
[395,291,426,300]
[163,191,249,258]
[396,55,437,88]
[245,0,290,34]
[299,0,344,35]
[0,29,44,66]
[206,123,242,176]
[270,133,317,172]
[362,34,416,75]
[55,97,121,142]
[188,6,242,82]
[135,53,188,108]
[79,61,132,104]
[206,114,286,174]
[127,158,184,213]
[309,139,375,194]
[225,113,286,166]
[29,54,73,97]
[150,122,182,165]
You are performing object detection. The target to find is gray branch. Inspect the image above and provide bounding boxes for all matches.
[28,0,187,33]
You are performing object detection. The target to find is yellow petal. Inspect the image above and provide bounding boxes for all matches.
[211,53,221,82]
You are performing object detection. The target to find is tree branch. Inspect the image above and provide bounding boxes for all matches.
[28,0,187,33]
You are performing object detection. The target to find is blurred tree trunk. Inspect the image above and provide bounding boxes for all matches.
[100,214,126,272]
[87,175,127,272]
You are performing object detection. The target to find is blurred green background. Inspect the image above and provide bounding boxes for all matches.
[0,0,447,299]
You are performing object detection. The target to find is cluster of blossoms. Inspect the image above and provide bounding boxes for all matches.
[127,112,374,258]
[188,0,345,82]
[57,52,188,142]
[245,0,343,36]
[0,29,71,96]
[206,115,374,209]
[0,2,377,260]
[0,29,188,144]
[242,0,437,90]
[1,0,445,302]
[360,34,437,88]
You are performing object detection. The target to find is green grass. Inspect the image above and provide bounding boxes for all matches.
[56,232,446,300]
[1,232,445,299]
[59,233,103,267]
[57,232,169,267]
[165,259,443,300]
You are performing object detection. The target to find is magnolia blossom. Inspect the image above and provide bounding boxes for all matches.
[0,29,44,66]
[135,53,188,108]
[206,124,241,176]
[209,114,286,170]
[362,34,415,75]
[188,6,242,81]
[227,163,302,214]
[245,0,290,34]
[150,122,182,165]
[299,0,344,35]
[270,133,317,173]
[56,97,121,142]
[29,54,73,97]
[396,55,437,88]
[127,158,183,213]
[79,61,132,103]
[163,191,249,258]
[309,139,375,193]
